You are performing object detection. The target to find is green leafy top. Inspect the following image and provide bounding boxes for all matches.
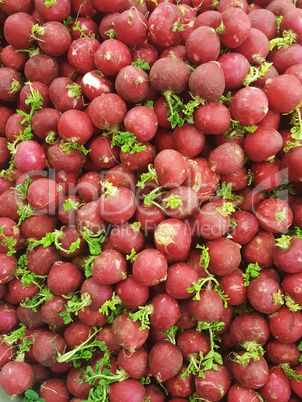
[59,292,92,324]
[217,201,236,217]
[24,389,45,402]
[20,285,54,312]
[2,323,27,345]
[126,248,138,263]
[99,292,124,324]
[111,132,147,154]
[129,304,154,330]
[64,198,83,212]
[164,90,185,129]
[81,227,105,256]
[187,273,229,308]
[17,202,34,226]
[285,293,302,312]
[288,105,302,141]
[230,348,264,366]
[131,59,150,71]
[243,63,273,87]
[196,244,210,272]
[243,262,261,286]
[269,29,297,51]
[56,327,106,365]
[27,228,81,255]
[281,363,302,382]
[66,83,82,99]
[162,325,183,344]
[60,140,91,155]
[84,255,97,278]
[0,225,17,256]
[136,164,159,189]
[13,176,33,200]
[163,194,183,209]
[224,119,258,139]
[181,321,224,380]
[72,20,96,38]
[142,187,166,211]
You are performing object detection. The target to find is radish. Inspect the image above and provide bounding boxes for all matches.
[165,365,195,398]
[112,313,149,352]
[255,198,293,233]
[172,123,205,158]
[108,378,146,401]
[218,52,250,89]
[33,21,71,57]
[227,384,262,401]
[186,26,221,65]
[88,93,127,131]
[40,378,70,401]
[194,102,231,135]
[0,67,23,103]
[189,61,225,102]
[150,57,191,93]
[94,39,131,76]
[266,340,300,366]
[195,364,231,401]
[259,366,291,402]
[269,306,302,343]
[114,9,148,47]
[248,8,278,40]
[3,12,35,49]
[264,74,302,113]
[117,347,148,379]
[149,340,183,382]
[58,110,94,145]
[218,268,247,306]
[32,331,66,367]
[67,38,100,75]
[66,367,92,399]
[229,352,269,389]
[124,106,158,143]
[24,54,59,86]
[0,361,34,396]
[154,149,187,188]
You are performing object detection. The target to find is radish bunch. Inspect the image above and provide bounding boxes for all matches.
[1,0,302,401]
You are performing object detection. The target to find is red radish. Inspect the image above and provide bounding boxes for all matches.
[92,249,127,285]
[290,365,302,398]
[98,184,137,224]
[108,379,146,401]
[117,347,148,379]
[20,214,56,241]
[218,52,250,89]
[114,9,148,47]
[219,8,251,48]
[92,0,128,13]
[69,16,98,40]
[112,313,149,352]
[172,124,205,158]
[135,203,165,233]
[34,21,71,57]
[150,57,191,93]
[0,67,23,103]
[189,61,225,102]
[234,28,270,64]
[162,186,198,220]
[281,146,302,183]
[154,218,191,263]
[40,295,69,327]
[186,26,221,65]
[176,328,210,361]
[32,108,60,141]
[248,8,278,40]
[47,261,83,296]
[266,340,300,366]
[218,269,247,306]
[227,384,263,401]
[64,320,93,348]
[66,367,92,399]
[0,361,34,396]
[0,253,17,284]
[124,106,158,143]
[3,12,35,49]
[282,272,302,304]
[228,211,259,245]
[269,306,302,343]
[0,302,18,333]
[148,3,184,48]
[148,340,183,382]
[208,142,244,175]
[24,54,59,86]
[67,38,99,75]
[165,365,195,398]
[273,236,302,274]
[80,70,113,101]
[132,248,168,287]
[119,141,156,172]
[154,149,187,188]
[77,172,102,202]
[94,39,131,76]
[207,237,242,276]
[188,288,224,323]
[32,331,66,367]
[58,110,94,145]
[40,378,70,402]
[131,43,159,67]
[0,217,23,254]
[264,74,302,113]
[27,178,62,214]
[195,365,231,401]
[247,277,284,314]
[259,366,291,402]
[110,223,144,254]
[7,277,39,304]
[255,198,293,233]
[252,159,282,191]
[148,293,181,331]
[88,93,127,130]
[49,77,85,113]
[229,353,269,389]
[164,262,199,299]
[88,136,119,169]
[218,0,249,12]
[116,277,149,310]
[194,102,231,135]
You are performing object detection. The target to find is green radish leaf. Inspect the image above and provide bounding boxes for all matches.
[131,59,150,71]
[0,225,17,256]
[243,262,261,286]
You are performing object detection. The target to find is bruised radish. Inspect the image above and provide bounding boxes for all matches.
[150,57,191,93]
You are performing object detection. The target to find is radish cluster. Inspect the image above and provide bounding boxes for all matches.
[1,0,302,401]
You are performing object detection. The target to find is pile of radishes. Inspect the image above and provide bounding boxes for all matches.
[1,0,302,401]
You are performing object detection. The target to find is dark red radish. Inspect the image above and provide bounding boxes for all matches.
[112,313,149,352]
[47,261,83,296]
[264,74,302,113]
[77,172,102,203]
[252,159,282,192]
[98,184,136,224]
[148,3,184,48]
[124,106,158,143]
[117,347,148,379]
[255,198,293,233]
[66,367,93,399]
[115,65,149,103]
[247,277,284,314]
[193,102,231,135]
[24,54,59,87]
[131,43,159,67]
[259,366,291,402]
[40,295,69,327]
[193,10,221,30]
[282,272,302,304]
[108,378,146,402]
[172,124,205,158]
[119,142,156,172]
[97,325,122,355]
[14,140,46,173]
[227,384,262,401]
[207,237,242,276]
[16,304,44,329]
[81,277,113,311]
[195,365,231,401]
[229,353,269,389]
[208,142,245,175]
[229,312,270,350]
[0,0,34,14]
[92,249,127,285]
[0,253,17,284]
[58,110,94,145]
[0,302,18,333]
[19,81,50,113]
[0,361,34,396]
[49,77,85,113]
[132,248,168,287]
[281,146,302,183]
[0,217,23,254]
[32,108,60,141]
[33,21,71,57]
[230,87,269,126]
[219,8,251,48]
[69,16,98,40]
[188,288,224,323]
[176,328,210,362]
[3,12,35,49]
[162,186,198,220]
[32,331,66,367]
[94,39,131,76]
[234,28,270,64]
[0,67,23,103]
[165,365,195,398]
[160,45,187,62]
[40,378,70,402]
[0,338,15,368]
[88,136,119,169]
[218,52,250,89]
[273,236,302,274]
[116,277,149,310]
[149,340,183,382]
[244,127,283,162]
[0,106,14,136]
[27,178,62,214]
[114,9,148,47]
[135,203,165,233]
[290,364,302,398]
[92,0,128,13]
[248,8,278,40]
[218,268,247,306]
[217,0,249,12]
[110,223,144,254]
[228,210,259,245]
[154,149,187,188]
[164,262,199,299]
[67,38,99,75]
[266,340,300,366]
[242,231,275,268]
[150,57,191,93]
[186,26,221,65]
[76,201,107,234]
[78,306,107,327]
[189,61,225,102]
[269,306,302,343]
[154,218,191,263]
[88,93,127,130]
